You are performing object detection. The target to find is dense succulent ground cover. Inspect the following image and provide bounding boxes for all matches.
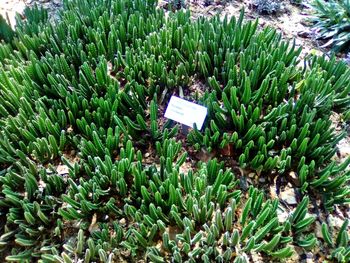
[0,0,350,262]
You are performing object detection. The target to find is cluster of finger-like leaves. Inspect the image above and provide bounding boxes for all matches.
[0,14,14,42]
[0,0,350,262]
[0,146,316,262]
[251,0,282,14]
[321,219,350,262]
[310,0,350,53]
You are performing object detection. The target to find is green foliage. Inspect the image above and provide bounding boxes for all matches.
[307,54,350,117]
[251,0,282,14]
[321,219,350,262]
[0,0,349,262]
[187,43,350,209]
[15,4,48,35]
[147,186,298,262]
[310,0,350,52]
[0,14,14,42]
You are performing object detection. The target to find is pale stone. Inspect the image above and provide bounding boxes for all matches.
[57,164,69,175]
[315,221,323,239]
[119,218,126,225]
[338,145,350,159]
[280,187,297,205]
[328,214,345,229]
[258,177,266,183]
[277,209,289,223]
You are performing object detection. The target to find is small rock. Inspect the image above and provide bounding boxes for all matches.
[239,253,249,263]
[338,145,350,159]
[38,179,47,193]
[258,177,266,183]
[289,171,297,180]
[121,249,131,257]
[57,164,69,175]
[286,245,300,262]
[43,3,52,8]
[277,208,289,223]
[88,213,99,233]
[144,152,150,158]
[300,19,313,27]
[248,172,255,178]
[251,251,263,262]
[288,171,300,186]
[315,221,323,239]
[246,177,253,186]
[240,177,249,191]
[328,214,345,229]
[46,168,54,174]
[335,206,346,220]
[345,208,350,220]
[306,252,313,263]
[119,218,126,225]
[297,30,310,38]
[270,185,278,199]
[280,187,297,205]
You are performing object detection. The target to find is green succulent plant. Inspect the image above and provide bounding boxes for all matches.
[321,219,350,262]
[0,0,349,262]
[251,0,283,14]
[310,0,350,52]
[0,14,14,42]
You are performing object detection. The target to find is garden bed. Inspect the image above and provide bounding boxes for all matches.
[0,0,350,262]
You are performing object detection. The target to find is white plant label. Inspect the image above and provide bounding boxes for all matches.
[164,96,207,130]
